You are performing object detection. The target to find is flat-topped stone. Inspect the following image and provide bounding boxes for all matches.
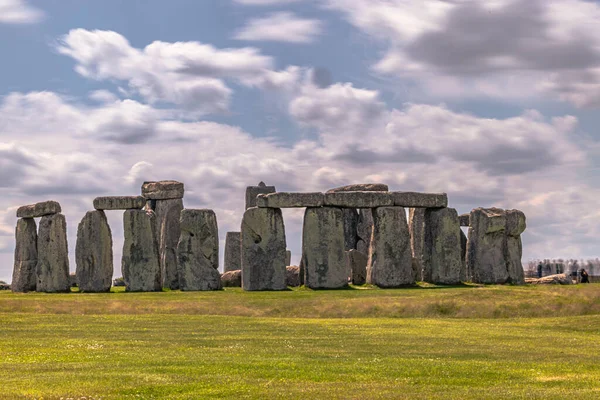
[324,192,393,208]
[390,192,447,208]
[93,196,146,210]
[459,213,470,226]
[326,183,389,193]
[245,182,276,209]
[17,201,61,218]
[141,180,184,200]
[256,192,324,208]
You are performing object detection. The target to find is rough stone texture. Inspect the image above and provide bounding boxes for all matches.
[459,213,470,227]
[93,196,146,210]
[347,249,368,285]
[151,198,184,289]
[525,273,573,285]
[257,192,324,208]
[299,254,305,285]
[141,180,184,200]
[286,250,292,266]
[177,209,222,291]
[408,208,425,282]
[122,210,161,292]
[422,208,462,284]
[223,232,242,272]
[17,201,61,218]
[12,218,38,292]
[245,181,276,209]
[505,209,526,285]
[460,229,468,282]
[36,213,70,293]
[357,208,374,255]
[390,192,448,208]
[241,207,287,291]
[367,207,414,287]
[302,207,348,289]
[342,208,359,251]
[286,266,301,287]
[75,211,113,292]
[324,192,393,208]
[221,270,242,287]
[326,183,389,193]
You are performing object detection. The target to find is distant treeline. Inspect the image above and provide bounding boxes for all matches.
[525,258,599,278]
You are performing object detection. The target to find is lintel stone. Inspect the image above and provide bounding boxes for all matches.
[141,181,184,200]
[323,192,393,208]
[93,196,146,210]
[390,192,448,208]
[326,183,389,193]
[16,201,61,218]
[256,192,324,208]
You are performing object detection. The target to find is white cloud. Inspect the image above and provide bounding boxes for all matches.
[88,90,119,103]
[0,0,43,24]
[234,12,323,43]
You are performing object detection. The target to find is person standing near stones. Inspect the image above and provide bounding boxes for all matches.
[580,268,590,283]
[537,261,543,278]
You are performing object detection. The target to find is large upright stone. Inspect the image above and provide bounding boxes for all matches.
[177,209,221,291]
[17,201,61,218]
[422,208,462,285]
[356,208,374,255]
[75,210,113,292]
[241,207,287,290]
[223,232,242,272]
[367,207,414,287]
[93,196,145,210]
[460,229,468,281]
[326,183,389,193]
[256,192,324,208]
[505,209,526,285]
[142,180,184,200]
[152,198,183,289]
[245,181,276,210]
[285,250,292,266]
[347,249,368,285]
[12,218,37,292]
[302,207,347,289]
[408,208,425,282]
[122,210,161,292]
[342,208,359,251]
[459,214,470,227]
[390,192,448,208]
[36,213,70,293]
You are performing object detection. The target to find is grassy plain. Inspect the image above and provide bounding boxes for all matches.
[1,284,599,399]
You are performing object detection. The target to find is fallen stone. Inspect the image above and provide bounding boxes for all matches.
[141,180,184,200]
[347,249,368,285]
[223,232,242,272]
[122,210,161,292]
[526,273,573,285]
[245,181,276,209]
[241,207,287,291]
[177,209,221,291]
[303,207,348,289]
[467,208,508,284]
[286,266,301,287]
[390,192,447,208]
[151,198,184,289]
[459,213,470,227]
[12,218,38,292]
[422,207,462,285]
[17,201,61,218]
[93,196,146,210]
[342,208,359,251]
[367,207,414,287]
[75,210,113,292]
[256,192,324,208]
[36,213,70,293]
[286,250,292,266]
[221,270,242,287]
[324,192,393,208]
[408,208,425,282]
[326,183,389,193]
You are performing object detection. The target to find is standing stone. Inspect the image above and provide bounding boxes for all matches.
[36,213,70,293]
[245,181,276,210]
[285,250,292,266]
[302,207,347,289]
[367,207,414,287]
[122,210,161,292]
[422,208,462,285]
[356,209,374,255]
[408,208,425,282]
[241,207,287,291]
[75,211,113,292]
[505,209,526,284]
[151,198,183,289]
[460,229,468,282]
[223,232,242,272]
[342,208,359,251]
[12,218,37,292]
[347,249,368,285]
[467,208,508,284]
[299,254,305,285]
[177,209,221,291]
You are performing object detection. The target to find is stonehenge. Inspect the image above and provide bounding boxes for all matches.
[224,232,242,272]
[347,249,367,285]
[36,213,70,293]
[245,181,275,209]
[422,207,462,285]
[12,218,38,292]
[75,210,113,292]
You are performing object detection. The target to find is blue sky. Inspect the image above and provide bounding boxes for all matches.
[1,0,600,281]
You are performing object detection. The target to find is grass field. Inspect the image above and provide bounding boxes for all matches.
[1,284,599,399]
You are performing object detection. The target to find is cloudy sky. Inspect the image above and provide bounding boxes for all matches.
[2,0,600,281]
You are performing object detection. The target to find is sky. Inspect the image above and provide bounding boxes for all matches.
[1,0,600,282]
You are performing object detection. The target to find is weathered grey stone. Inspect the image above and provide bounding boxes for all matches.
[390,192,448,208]
[505,209,526,237]
[302,207,347,289]
[356,239,369,255]
[286,266,301,287]
[223,232,242,272]
[177,209,221,291]
[299,254,305,285]
[69,272,77,288]
[505,209,526,285]
[151,198,183,289]
[256,192,324,208]
[408,208,425,282]
[324,192,393,208]
[422,208,462,285]
[12,218,37,292]
[467,208,507,284]
[460,229,468,282]
[36,213,70,293]
[356,209,374,255]
[526,273,572,285]
[367,207,414,287]
[17,201,61,218]
[459,213,470,227]
[245,181,276,209]
[221,270,241,287]
[342,208,359,251]
[122,210,161,292]
[347,249,368,285]
[241,207,287,291]
[286,250,292,266]
[93,196,146,210]
[141,180,184,200]
[75,211,113,292]
[326,183,389,193]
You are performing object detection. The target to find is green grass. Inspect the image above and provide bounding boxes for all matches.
[1,284,600,399]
